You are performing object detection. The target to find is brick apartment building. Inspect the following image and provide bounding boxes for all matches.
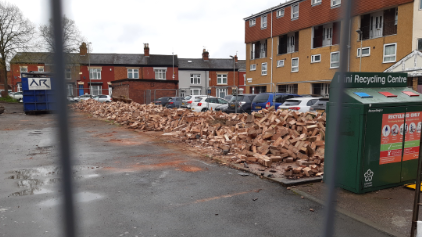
[244,0,422,96]
[10,43,179,102]
[178,49,246,98]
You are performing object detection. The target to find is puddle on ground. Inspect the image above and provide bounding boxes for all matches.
[106,139,145,146]
[6,166,102,197]
[39,192,104,207]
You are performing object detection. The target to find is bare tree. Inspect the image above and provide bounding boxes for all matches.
[0,1,36,96]
[39,15,86,54]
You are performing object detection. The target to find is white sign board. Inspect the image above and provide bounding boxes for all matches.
[28,78,51,90]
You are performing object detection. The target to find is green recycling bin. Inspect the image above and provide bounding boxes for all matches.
[324,72,422,194]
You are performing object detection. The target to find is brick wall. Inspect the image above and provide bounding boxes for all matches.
[245,0,413,43]
[112,79,179,104]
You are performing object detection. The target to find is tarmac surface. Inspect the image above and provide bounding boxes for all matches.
[0,102,392,237]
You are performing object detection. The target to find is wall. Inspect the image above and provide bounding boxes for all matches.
[209,71,238,97]
[79,65,115,95]
[178,70,207,96]
[412,0,422,50]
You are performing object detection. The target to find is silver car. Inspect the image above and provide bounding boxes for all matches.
[93,95,112,103]
[181,95,207,108]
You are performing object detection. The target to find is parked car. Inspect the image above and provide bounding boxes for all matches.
[251,93,301,112]
[226,94,256,114]
[11,92,23,101]
[277,97,321,112]
[309,98,329,114]
[181,95,207,108]
[191,97,228,112]
[67,96,78,102]
[154,97,171,106]
[75,94,94,102]
[165,97,182,108]
[93,95,112,103]
[214,104,228,112]
[224,95,233,101]
[300,94,323,97]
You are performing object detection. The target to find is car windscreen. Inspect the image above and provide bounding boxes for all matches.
[253,94,269,103]
[229,96,244,102]
[282,100,301,106]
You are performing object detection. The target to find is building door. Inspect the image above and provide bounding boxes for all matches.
[323,23,333,46]
[79,85,84,95]
[370,12,383,38]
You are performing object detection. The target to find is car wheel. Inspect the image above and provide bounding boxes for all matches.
[201,108,208,112]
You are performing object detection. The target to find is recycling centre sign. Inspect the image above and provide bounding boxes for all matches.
[28,78,51,90]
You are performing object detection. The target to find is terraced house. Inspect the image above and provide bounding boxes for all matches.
[244,0,422,96]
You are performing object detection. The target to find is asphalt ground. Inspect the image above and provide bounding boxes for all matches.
[0,103,391,237]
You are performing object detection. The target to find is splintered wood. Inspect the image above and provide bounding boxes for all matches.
[72,100,326,179]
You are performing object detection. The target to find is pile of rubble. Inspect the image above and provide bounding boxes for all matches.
[72,100,326,179]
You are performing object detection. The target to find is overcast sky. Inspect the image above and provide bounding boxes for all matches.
[13,0,287,60]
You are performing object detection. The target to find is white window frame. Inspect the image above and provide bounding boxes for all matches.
[291,4,299,19]
[311,54,321,63]
[291,58,299,72]
[17,83,22,92]
[357,47,371,57]
[154,68,167,80]
[20,66,28,73]
[395,8,398,25]
[249,19,256,27]
[250,64,256,71]
[89,68,102,80]
[312,0,322,5]
[217,88,227,98]
[67,84,73,96]
[331,0,341,7]
[217,74,228,85]
[276,9,284,18]
[38,66,44,72]
[330,51,340,68]
[127,68,139,79]
[65,68,71,80]
[261,63,268,75]
[383,43,397,63]
[190,74,201,85]
[90,85,102,96]
[261,15,267,29]
[277,60,285,67]
[190,89,201,95]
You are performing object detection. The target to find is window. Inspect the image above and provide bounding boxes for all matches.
[278,84,298,94]
[331,0,341,7]
[217,74,227,84]
[357,47,371,57]
[261,15,267,28]
[20,66,28,73]
[89,68,101,79]
[277,9,284,18]
[250,43,255,60]
[217,88,227,98]
[418,39,422,51]
[127,69,139,79]
[17,83,22,92]
[291,4,299,19]
[307,99,319,106]
[311,54,321,63]
[313,22,340,48]
[67,84,73,96]
[313,83,330,96]
[312,0,322,5]
[291,58,299,72]
[250,64,256,71]
[90,85,101,95]
[360,8,397,40]
[190,89,201,95]
[249,19,256,26]
[420,0,422,10]
[330,52,340,68]
[277,60,284,67]
[287,35,295,53]
[155,69,166,79]
[190,74,201,84]
[261,63,267,75]
[383,43,397,63]
[260,41,267,58]
[38,66,44,72]
[65,68,71,79]
[395,8,398,25]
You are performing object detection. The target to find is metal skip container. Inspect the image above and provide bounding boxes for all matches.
[324,72,422,194]
[21,72,54,114]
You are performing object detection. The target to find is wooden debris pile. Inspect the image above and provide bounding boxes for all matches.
[72,100,326,179]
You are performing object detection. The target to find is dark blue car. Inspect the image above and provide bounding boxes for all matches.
[251,93,301,112]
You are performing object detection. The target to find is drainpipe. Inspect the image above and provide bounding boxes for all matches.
[270,7,275,103]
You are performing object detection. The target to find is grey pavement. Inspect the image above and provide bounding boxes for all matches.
[0,103,391,237]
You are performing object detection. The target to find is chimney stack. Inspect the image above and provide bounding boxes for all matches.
[202,49,209,61]
[80,42,87,56]
[144,43,150,57]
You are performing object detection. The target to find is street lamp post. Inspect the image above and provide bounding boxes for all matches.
[230,55,237,113]
[87,42,92,95]
[356,29,363,72]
